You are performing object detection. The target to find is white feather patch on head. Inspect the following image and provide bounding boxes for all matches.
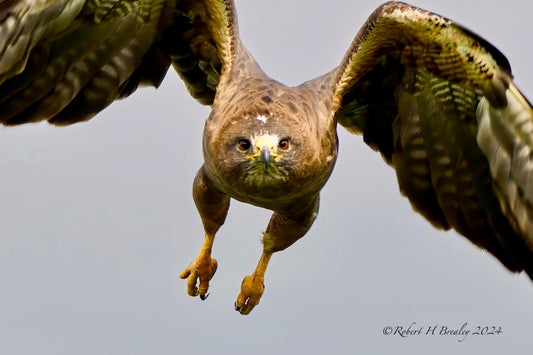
[256,115,268,123]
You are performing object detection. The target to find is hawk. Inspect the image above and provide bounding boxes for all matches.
[1,0,532,315]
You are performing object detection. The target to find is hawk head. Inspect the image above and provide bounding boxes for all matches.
[202,109,308,203]
[238,130,291,186]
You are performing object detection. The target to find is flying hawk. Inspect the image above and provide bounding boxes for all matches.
[1,0,532,315]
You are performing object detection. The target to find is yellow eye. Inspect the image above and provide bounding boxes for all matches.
[278,138,290,150]
[238,139,251,151]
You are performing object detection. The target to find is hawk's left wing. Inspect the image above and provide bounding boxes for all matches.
[328,2,533,278]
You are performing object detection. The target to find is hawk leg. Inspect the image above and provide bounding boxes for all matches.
[235,195,319,315]
[179,232,218,299]
[180,167,230,300]
[235,250,271,315]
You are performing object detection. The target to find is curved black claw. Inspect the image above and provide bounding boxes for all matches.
[200,293,210,300]
[234,301,241,313]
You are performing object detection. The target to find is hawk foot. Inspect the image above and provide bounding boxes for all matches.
[234,274,265,315]
[179,254,218,300]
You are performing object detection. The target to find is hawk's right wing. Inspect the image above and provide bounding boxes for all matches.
[0,0,240,125]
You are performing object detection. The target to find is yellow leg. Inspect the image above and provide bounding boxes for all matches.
[179,233,218,300]
[235,250,273,315]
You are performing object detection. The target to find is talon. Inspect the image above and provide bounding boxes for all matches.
[179,255,218,300]
[234,274,265,315]
[200,293,209,300]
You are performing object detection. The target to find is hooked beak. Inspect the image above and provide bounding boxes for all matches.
[259,145,272,168]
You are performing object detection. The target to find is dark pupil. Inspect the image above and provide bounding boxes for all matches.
[279,139,288,148]
[239,139,251,150]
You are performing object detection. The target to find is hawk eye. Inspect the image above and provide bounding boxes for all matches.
[278,138,290,150]
[237,139,251,151]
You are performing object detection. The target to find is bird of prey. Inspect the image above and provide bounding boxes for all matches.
[1,0,532,315]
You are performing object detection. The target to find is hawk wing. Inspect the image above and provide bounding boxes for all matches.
[0,0,239,125]
[329,2,533,277]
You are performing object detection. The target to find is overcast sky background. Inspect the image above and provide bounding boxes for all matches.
[0,1,532,354]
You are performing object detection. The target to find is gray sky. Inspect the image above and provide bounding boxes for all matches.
[1,1,532,354]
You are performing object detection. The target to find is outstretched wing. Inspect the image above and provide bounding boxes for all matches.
[0,0,238,125]
[329,1,533,277]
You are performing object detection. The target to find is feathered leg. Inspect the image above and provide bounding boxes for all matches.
[235,195,319,315]
[180,167,230,300]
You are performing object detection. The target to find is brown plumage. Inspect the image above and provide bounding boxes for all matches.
[1,0,532,315]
